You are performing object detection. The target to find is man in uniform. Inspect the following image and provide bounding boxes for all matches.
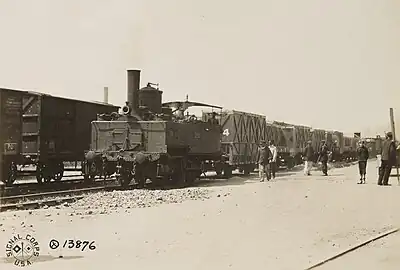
[303,141,315,176]
[377,132,397,186]
[268,140,278,179]
[257,140,272,182]
[318,140,329,176]
[356,140,369,184]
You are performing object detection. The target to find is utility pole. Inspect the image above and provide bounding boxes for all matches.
[389,108,399,184]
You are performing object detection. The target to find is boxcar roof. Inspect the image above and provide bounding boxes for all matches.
[0,87,120,108]
[221,109,266,118]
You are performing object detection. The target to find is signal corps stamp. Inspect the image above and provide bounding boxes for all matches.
[5,234,40,267]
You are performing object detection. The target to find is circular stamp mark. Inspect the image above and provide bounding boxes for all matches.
[5,234,40,267]
[49,239,59,250]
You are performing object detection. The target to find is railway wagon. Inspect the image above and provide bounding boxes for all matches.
[310,129,326,152]
[0,88,119,185]
[213,110,266,176]
[331,131,344,161]
[271,121,309,168]
[294,125,312,164]
[265,121,290,168]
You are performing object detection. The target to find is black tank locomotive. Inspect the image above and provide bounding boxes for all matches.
[82,70,222,187]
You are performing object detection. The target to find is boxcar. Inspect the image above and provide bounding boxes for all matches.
[331,131,344,161]
[273,121,311,168]
[0,88,119,185]
[217,110,266,175]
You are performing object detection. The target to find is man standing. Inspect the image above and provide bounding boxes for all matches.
[257,140,272,182]
[269,140,278,179]
[356,140,369,184]
[303,141,315,176]
[377,132,397,186]
[318,140,329,176]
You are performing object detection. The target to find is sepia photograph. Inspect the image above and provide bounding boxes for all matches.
[0,0,400,269]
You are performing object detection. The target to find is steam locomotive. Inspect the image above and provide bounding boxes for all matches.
[82,70,224,187]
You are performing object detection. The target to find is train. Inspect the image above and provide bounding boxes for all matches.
[81,69,365,188]
[0,69,378,187]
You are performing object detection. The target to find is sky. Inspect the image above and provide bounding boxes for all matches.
[0,0,399,137]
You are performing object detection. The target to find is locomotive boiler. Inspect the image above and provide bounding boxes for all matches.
[82,70,222,187]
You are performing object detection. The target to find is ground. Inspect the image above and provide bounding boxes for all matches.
[1,160,400,270]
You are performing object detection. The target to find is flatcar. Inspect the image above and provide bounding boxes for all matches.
[0,88,119,186]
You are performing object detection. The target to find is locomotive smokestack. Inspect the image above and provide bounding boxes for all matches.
[103,87,108,103]
[127,69,141,114]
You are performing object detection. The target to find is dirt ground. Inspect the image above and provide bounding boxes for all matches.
[1,160,400,270]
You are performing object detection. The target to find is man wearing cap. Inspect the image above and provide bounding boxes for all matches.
[356,140,369,184]
[257,140,272,182]
[303,141,315,176]
[318,140,329,176]
[377,132,397,186]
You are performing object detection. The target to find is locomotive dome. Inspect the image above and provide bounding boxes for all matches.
[139,83,163,114]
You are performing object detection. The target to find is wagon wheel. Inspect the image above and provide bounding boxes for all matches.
[118,171,132,188]
[173,159,193,188]
[5,162,17,187]
[84,162,97,183]
[36,163,45,184]
[185,169,199,186]
[215,167,222,177]
[223,165,232,178]
[53,162,64,181]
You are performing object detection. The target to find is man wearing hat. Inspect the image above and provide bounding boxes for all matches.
[303,140,315,176]
[257,140,272,182]
[377,132,397,186]
[318,140,329,176]
[356,140,369,184]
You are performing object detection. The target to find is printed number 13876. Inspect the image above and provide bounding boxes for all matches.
[62,240,96,251]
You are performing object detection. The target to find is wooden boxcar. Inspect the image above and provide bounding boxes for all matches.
[0,88,119,185]
[218,110,266,175]
[271,121,312,168]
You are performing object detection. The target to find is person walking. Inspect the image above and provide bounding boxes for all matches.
[303,141,315,176]
[356,140,369,184]
[377,132,397,186]
[269,140,278,179]
[257,140,272,182]
[318,140,329,176]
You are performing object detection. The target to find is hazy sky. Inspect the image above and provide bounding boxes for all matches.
[0,0,399,137]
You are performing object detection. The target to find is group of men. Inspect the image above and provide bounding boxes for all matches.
[356,132,397,186]
[256,140,278,182]
[257,131,398,184]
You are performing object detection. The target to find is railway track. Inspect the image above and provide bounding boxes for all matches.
[2,177,118,197]
[0,184,123,212]
[304,227,400,269]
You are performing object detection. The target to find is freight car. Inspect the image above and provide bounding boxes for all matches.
[82,70,222,187]
[0,88,119,186]
[201,110,266,176]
